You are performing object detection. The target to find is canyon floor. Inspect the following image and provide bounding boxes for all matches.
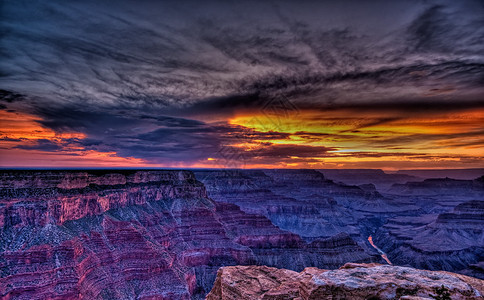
[0,169,483,299]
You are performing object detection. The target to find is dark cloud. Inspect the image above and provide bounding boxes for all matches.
[167,93,264,118]
[307,97,484,114]
[241,61,484,106]
[29,105,223,163]
[2,0,483,107]
[0,90,24,103]
[14,139,63,152]
[0,0,483,165]
[406,4,484,55]
[250,144,336,158]
[0,137,23,142]
[210,144,336,167]
[407,5,453,52]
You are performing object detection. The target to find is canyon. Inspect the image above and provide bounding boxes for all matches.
[195,169,484,280]
[0,168,483,299]
[0,170,379,299]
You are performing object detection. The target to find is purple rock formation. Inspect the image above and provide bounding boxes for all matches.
[319,168,419,192]
[0,170,379,299]
[374,200,484,279]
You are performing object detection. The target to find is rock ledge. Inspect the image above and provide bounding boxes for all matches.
[206,263,484,299]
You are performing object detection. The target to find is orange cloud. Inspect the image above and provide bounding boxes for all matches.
[0,110,85,141]
[224,107,484,169]
[1,107,483,170]
[0,110,147,167]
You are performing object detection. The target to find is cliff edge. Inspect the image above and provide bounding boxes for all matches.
[206,263,484,299]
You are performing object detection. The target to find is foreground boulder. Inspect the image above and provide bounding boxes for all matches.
[206,263,484,299]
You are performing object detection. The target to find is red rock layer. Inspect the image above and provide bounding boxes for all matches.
[0,170,379,299]
[0,170,206,227]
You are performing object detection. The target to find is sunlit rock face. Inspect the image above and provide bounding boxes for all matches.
[206,263,484,300]
[0,170,210,299]
[0,170,379,299]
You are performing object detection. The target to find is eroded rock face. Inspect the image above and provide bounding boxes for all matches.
[0,170,379,299]
[0,170,206,228]
[206,263,484,300]
[0,170,198,189]
[194,170,484,278]
[0,171,210,299]
[374,200,484,279]
[194,169,387,242]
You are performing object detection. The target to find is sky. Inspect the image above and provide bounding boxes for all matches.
[0,0,483,169]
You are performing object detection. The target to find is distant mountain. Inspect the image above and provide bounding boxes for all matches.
[318,169,419,192]
[395,168,484,180]
[388,176,484,197]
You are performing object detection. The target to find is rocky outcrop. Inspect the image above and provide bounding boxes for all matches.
[206,263,484,300]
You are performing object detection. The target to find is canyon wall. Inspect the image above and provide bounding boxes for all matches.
[2,169,482,299]
[195,169,484,280]
[374,200,484,279]
[0,170,380,299]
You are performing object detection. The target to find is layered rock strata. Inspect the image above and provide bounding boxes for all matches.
[0,170,379,299]
[374,200,484,279]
